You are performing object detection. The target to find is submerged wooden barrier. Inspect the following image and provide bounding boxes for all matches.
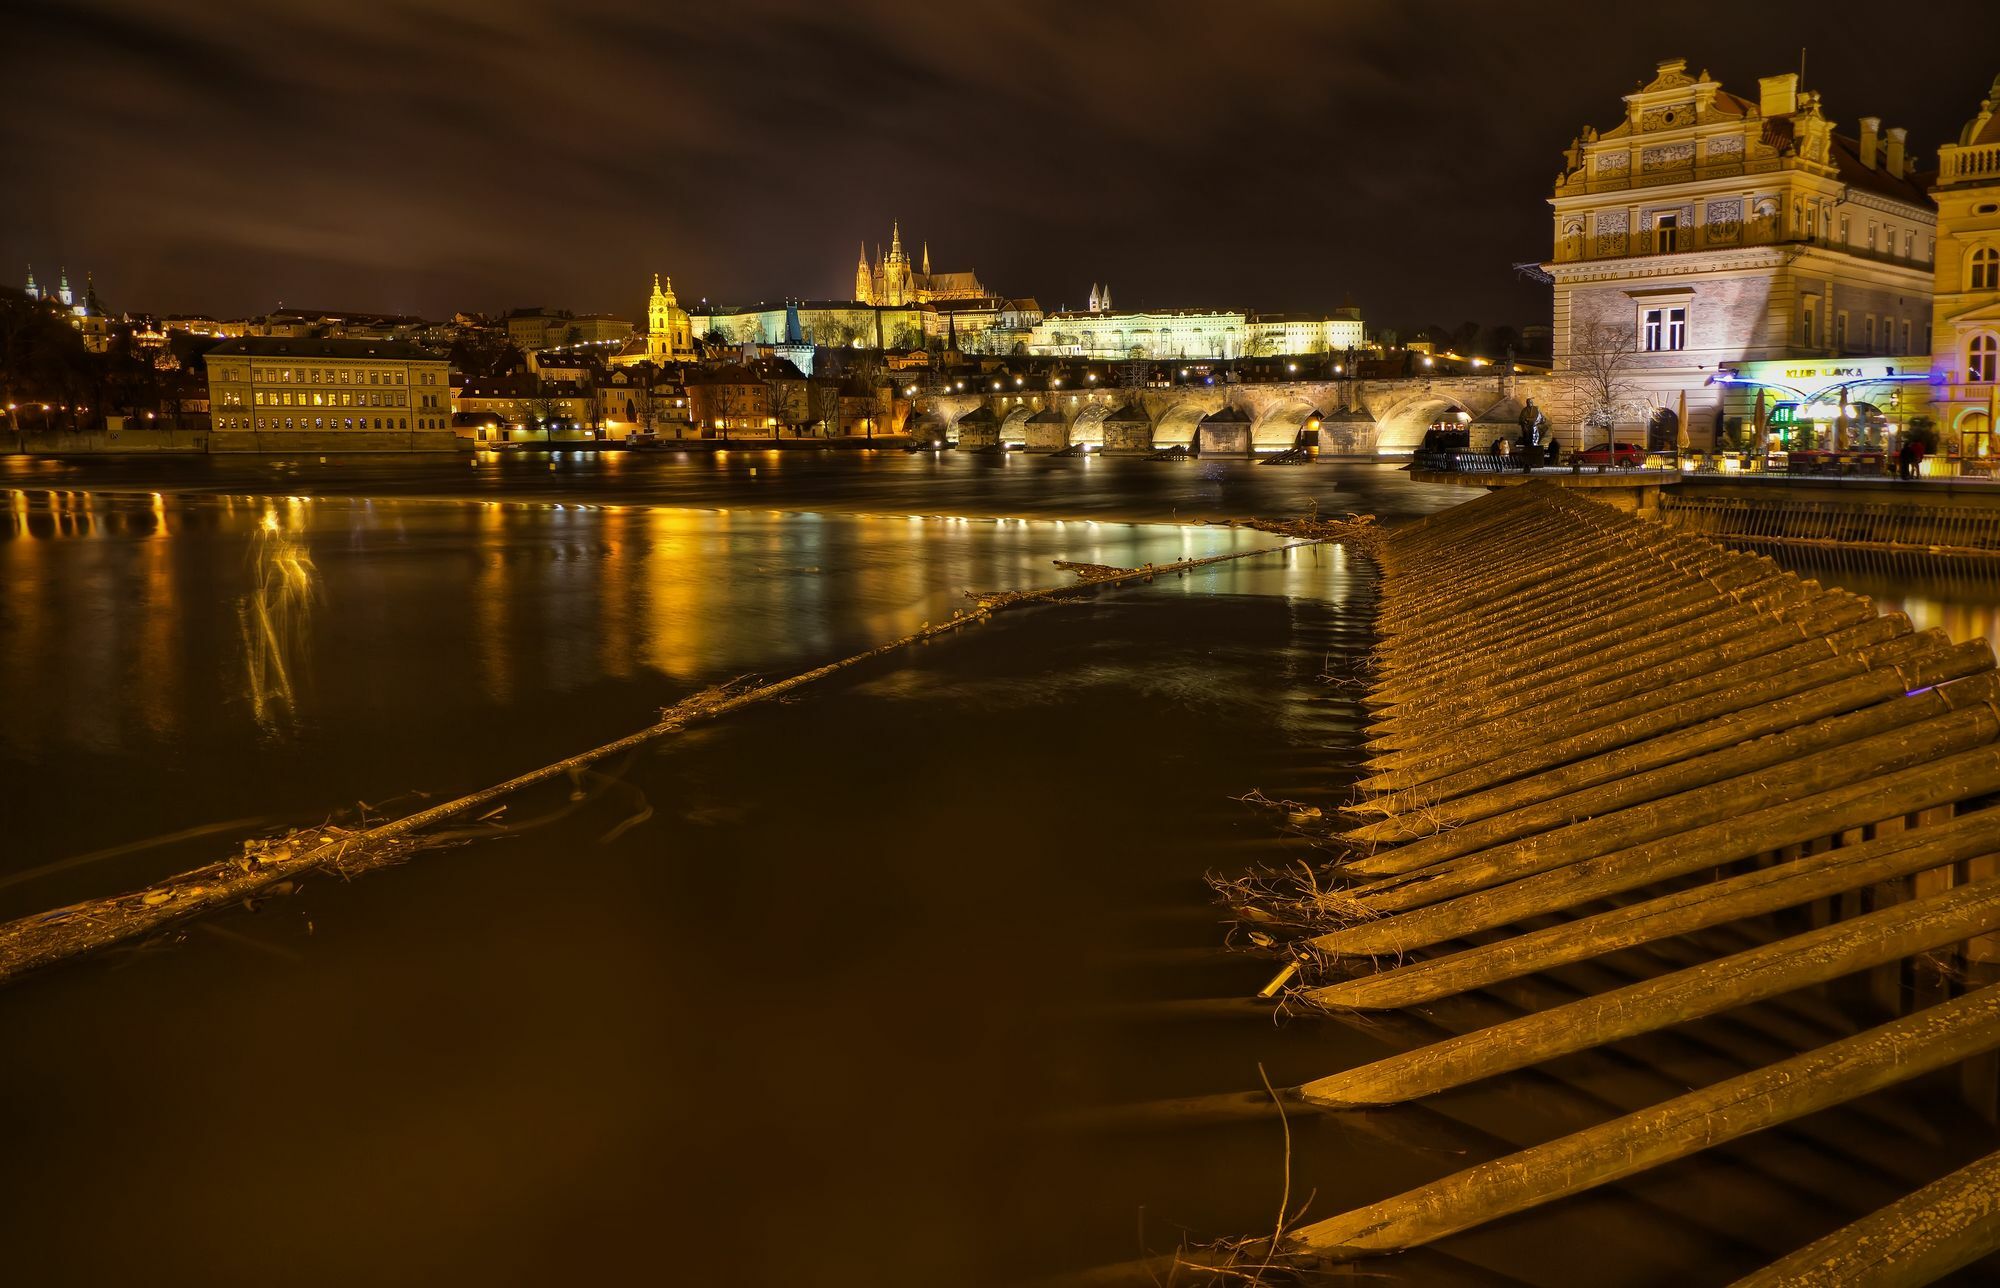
[1226,481,2000,1280]
[1660,492,2000,559]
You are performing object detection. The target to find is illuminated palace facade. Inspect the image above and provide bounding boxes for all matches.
[1546,59,1937,449]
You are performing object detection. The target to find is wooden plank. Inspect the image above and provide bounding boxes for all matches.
[1300,876,2000,1108]
[1730,1147,2000,1287]
[1291,985,2000,1261]
[1308,809,2000,1007]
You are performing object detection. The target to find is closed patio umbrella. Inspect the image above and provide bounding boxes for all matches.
[1836,385,1850,454]
[1753,387,1768,461]
[1675,389,1690,456]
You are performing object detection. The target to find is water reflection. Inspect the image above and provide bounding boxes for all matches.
[236,507,318,735]
[1745,544,2000,649]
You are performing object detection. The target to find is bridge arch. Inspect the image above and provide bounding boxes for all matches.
[1152,402,1206,448]
[1372,394,1479,453]
[1069,401,1115,447]
[1252,397,1324,451]
[999,404,1035,447]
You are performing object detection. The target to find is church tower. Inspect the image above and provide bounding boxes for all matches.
[56,268,73,310]
[646,272,692,361]
[24,265,38,301]
[882,222,908,305]
[855,243,873,305]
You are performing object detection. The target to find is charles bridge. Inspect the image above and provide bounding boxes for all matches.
[906,371,1551,456]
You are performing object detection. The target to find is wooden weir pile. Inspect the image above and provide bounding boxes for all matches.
[1239,480,2000,1282]
[1660,492,2000,558]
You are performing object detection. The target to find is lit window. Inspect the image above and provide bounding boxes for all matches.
[1972,247,2000,292]
[1642,307,1686,352]
[1971,334,1999,384]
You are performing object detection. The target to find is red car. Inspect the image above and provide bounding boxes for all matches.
[1574,441,1647,467]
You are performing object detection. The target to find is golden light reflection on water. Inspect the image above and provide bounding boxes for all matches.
[236,505,319,735]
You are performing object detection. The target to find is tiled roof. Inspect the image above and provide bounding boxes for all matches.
[1828,134,1934,207]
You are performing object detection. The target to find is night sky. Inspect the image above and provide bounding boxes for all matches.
[5,1,1995,330]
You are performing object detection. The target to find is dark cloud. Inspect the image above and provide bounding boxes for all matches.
[3,0,1995,329]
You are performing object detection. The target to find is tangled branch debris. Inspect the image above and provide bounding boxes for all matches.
[0,520,1373,985]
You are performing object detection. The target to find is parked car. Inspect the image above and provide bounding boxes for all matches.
[1574,440,1647,467]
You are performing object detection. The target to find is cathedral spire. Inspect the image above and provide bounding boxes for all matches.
[890,220,903,261]
[24,265,37,300]
[922,241,931,276]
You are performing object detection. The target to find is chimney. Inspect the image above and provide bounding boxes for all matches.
[1858,116,1881,169]
[1885,127,1908,178]
[1758,73,1798,118]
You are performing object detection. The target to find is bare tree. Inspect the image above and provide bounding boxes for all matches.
[1561,321,1644,447]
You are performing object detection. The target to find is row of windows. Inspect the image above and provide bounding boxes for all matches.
[220,416,447,432]
[249,366,434,386]
[1801,309,1925,355]
[256,389,411,408]
[1641,206,1933,263]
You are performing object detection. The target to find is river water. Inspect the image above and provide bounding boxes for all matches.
[3,454,1997,1286]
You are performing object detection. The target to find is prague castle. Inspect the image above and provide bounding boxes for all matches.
[853,223,988,307]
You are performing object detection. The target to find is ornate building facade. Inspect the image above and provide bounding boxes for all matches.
[1545,58,1936,449]
[852,223,987,306]
[1931,75,2000,457]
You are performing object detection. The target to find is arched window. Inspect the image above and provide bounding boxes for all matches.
[1972,247,2000,292]
[1972,334,2000,384]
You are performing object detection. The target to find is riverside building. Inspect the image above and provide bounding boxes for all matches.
[1545,58,1935,449]
[204,336,456,451]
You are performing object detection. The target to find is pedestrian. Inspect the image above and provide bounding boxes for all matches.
[1911,436,1928,479]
